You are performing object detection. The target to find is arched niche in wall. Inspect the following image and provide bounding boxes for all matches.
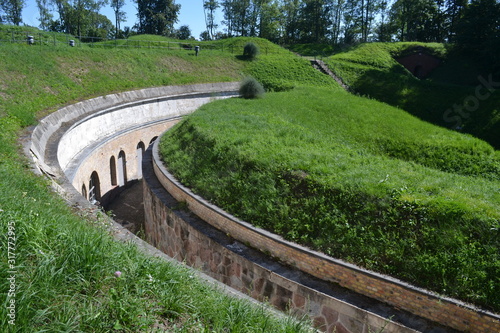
[110,156,117,186]
[117,150,127,187]
[149,136,158,146]
[136,142,146,179]
[89,171,101,204]
[81,184,87,199]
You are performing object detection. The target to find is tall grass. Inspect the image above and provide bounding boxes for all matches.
[0,31,313,332]
[160,86,500,312]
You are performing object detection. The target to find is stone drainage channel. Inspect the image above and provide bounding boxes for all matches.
[25,82,479,333]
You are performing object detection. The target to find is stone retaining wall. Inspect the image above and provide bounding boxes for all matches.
[149,136,500,333]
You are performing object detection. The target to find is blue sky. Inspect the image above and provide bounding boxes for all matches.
[22,0,223,39]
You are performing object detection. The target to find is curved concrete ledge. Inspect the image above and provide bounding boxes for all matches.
[30,82,239,177]
[29,82,239,206]
[24,83,291,324]
[149,133,500,333]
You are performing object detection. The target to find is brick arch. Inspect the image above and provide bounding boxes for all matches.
[149,136,158,146]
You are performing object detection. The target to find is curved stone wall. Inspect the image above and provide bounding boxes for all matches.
[147,133,500,333]
[29,82,239,206]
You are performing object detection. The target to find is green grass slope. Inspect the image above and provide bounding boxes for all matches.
[324,42,500,149]
[161,86,500,311]
[0,29,314,332]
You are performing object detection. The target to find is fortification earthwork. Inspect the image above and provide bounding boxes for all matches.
[26,83,500,333]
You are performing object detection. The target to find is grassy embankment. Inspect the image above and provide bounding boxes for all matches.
[324,42,500,149]
[0,28,314,332]
[160,43,500,312]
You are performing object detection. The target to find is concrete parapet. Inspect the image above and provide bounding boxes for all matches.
[28,82,239,206]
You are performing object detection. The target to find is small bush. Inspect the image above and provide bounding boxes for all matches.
[239,77,265,99]
[243,42,259,60]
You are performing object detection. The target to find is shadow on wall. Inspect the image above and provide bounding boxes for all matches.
[81,138,156,209]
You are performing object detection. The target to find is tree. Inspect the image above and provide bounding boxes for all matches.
[175,24,191,39]
[342,0,360,44]
[110,0,126,38]
[36,0,53,30]
[49,0,112,38]
[220,0,234,36]
[359,0,385,42]
[75,0,108,37]
[445,0,468,40]
[329,0,345,44]
[281,0,301,43]
[1,0,25,25]
[390,0,442,42]
[257,0,281,41]
[199,30,211,40]
[455,0,500,67]
[203,0,219,40]
[135,0,180,35]
[232,0,252,36]
[298,0,332,43]
[374,0,394,41]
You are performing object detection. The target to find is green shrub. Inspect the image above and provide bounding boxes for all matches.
[239,77,265,99]
[243,42,259,59]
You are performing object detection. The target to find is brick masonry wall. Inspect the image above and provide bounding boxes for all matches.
[71,120,178,203]
[150,140,500,333]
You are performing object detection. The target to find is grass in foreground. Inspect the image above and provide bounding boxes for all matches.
[0,32,313,332]
[0,155,312,332]
[160,86,500,312]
